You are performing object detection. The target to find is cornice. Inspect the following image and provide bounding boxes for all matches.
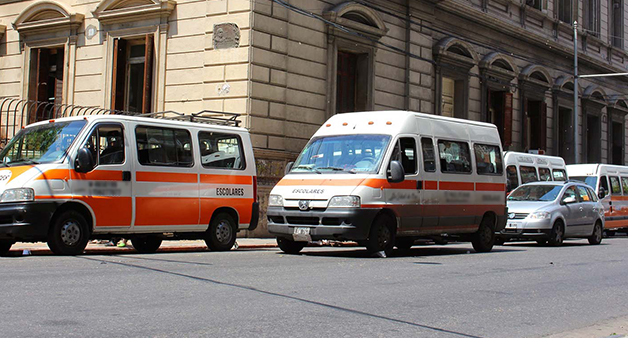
[93,0,176,25]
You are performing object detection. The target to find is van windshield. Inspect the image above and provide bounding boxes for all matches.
[0,120,87,166]
[570,176,597,189]
[507,184,562,202]
[291,134,391,174]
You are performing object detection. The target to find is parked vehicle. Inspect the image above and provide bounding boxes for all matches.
[504,152,568,194]
[0,112,258,255]
[498,181,604,246]
[266,111,507,256]
[567,164,628,234]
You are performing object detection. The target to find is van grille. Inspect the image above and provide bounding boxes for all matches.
[286,217,320,225]
[268,216,284,224]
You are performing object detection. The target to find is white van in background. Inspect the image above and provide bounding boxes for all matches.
[266,111,507,256]
[567,164,628,234]
[505,152,568,193]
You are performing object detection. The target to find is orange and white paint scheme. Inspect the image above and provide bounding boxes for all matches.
[267,111,507,256]
[504,152,568,193]
[567,164,628,232]
[0,115,258,255]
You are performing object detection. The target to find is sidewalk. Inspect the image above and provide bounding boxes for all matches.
[543,315,628,338]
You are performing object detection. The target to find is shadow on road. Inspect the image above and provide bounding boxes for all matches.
[292,245,524,259]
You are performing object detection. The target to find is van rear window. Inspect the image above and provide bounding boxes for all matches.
[610,176,622,195]
[538,168,551,181]
[473,144,502,175]
[198,132,244,170]
[552,169,567,181]
[438,140,471,174]
[136,126,193,167]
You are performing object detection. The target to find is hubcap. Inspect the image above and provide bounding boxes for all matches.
[595,224,602,241]
[378,225,391,249]
[60,220,81,246]
[215,220,232,244]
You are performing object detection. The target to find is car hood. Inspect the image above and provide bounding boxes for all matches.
[506,201,553,213]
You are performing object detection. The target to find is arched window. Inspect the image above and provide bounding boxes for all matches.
[434,38,478,119]
[480,53,517,148]
[582,85,607,162]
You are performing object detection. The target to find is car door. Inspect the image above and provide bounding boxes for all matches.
[575,185,595,235]
[560,186,583,237]
[386,136,422,233]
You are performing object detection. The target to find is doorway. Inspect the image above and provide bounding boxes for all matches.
[558,106,574,163]
[586,114,601,162]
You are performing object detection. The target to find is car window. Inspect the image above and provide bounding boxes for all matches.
[474,144,503,175]
[586,187,598,202]
[561,186,578,202]
[600,176,610,194]
[538,168,551,181]
[520,166,538,184]
[438,140,471,174]
[577,186,590,202]
[420,138,436,173]
[610,176,622,195]
[622,177,628,195]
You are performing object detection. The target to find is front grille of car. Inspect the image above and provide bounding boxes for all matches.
[512,213,529,219]
[268,216,285,224]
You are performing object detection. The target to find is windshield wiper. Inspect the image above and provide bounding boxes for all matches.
[293,165,322,174]
[7,159,40,166]
[318,166,355,174]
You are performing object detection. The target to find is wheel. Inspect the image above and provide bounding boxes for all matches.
[471,215,495,253]
[131,236,163,253]
[0,240,14,256]
[205,213,237,251]
[548,221,564,246]
[366,215,395,256]
[536,239,547,245]
[395,238,414,251]
[47,210,90,255]
[588,221,603,245]
[277,237,307,254]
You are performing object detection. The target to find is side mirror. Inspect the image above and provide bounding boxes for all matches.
[388,160,405,183]
[75,147,94,173]
[598,187,607,199]
[285,162,294,175]
[562,196,577,205]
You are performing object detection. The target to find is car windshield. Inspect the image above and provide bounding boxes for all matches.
[0,120,87,166]
[571,176,597,189]
[291,134,391,174]
[507,184,563,202]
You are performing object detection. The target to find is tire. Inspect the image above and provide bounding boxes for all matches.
[277,237,307,254]
[205,213,237,251]
[132,236,163,253]
[395,238,414,251]
[548,221,564,246]
[0,240,14,256]
[471,215,495,253]
[366,215,395,256]
[47,210,90,255]
[536,239,548,246]
[588,221,603,245]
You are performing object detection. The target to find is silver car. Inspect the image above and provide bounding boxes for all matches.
[497,181,604,246]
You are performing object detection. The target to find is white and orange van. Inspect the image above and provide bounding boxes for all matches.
[504,152,568,193]
[0,113,258,255]
[567,164,628,234]
[267,111,507,256]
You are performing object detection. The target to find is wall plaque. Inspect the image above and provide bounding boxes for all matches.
[213,23,240,49]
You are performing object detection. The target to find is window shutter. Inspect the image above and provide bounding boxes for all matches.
[111,38,127,111]
[142,34,154,114]
[503,92,513,147]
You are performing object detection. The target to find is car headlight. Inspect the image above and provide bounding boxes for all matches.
[1,188,34,203]
[328,196,361,208]
[527,211,551,219]
[268,194,283,207]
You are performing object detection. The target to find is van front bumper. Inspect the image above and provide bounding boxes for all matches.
[266,206,380,241]
[0,201,58,242]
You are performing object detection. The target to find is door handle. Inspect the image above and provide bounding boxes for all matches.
[122,171,131,181]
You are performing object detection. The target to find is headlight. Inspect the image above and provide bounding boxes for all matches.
[1,188,34,203]
[328,196,361,208]
[268,194,283,207]
[527,211,551,219]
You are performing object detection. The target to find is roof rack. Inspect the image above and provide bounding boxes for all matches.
[137,110,241,127]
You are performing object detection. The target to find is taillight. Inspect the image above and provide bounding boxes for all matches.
[253,176,258,201]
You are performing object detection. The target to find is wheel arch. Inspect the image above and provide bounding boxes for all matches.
[51,201,94,232]
[377,208,399,233]
[208,207,239,230]
[480,211,497,230]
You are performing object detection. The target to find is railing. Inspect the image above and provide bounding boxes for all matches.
[0,97,241,147]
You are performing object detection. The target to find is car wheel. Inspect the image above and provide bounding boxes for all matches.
[47,210,91,255]
[277,237,307,254]
[548,221,564,246]
[472,215,495,253]
[366,215,395,256]
[132,236,163,253]
[395,238,414,251]
[205,213,237,251]
[588,221,603,245]
[0,240,14,256]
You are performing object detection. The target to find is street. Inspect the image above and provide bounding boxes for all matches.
[1,238,628,338]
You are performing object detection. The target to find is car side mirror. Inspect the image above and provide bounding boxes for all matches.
[598,187,607,199]
[285,162,294,175]
[75,147,94,173]
[562,196,577,205]
[388,160,405,183]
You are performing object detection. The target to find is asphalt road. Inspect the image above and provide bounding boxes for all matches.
[2,238,628,338]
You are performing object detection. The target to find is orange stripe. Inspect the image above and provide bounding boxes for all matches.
[136,171,197,183]
[610,196,628,201]
[200,197,254,225]
[36,169,124,181]
[424,180,438,190]
[440,181,474,191]
[200,174,253,185]
[604,219,628,229]
[74,196,132,227]
[476,183,506,192]
[6,165,36,183]
[276,178,366,186]
[135,197,199,225]
[361,179,416,190]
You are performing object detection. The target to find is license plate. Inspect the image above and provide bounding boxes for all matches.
[506,222,518,229]
[292,227,311,242]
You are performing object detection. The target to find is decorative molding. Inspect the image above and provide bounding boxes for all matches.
[13,1,84,36]
[479,52,517,84]
[519,64,553,88]
[323,2,388,39]
[434,37,478,70]
[93,0,176,25]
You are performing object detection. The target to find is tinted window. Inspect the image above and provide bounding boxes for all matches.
[561,186,578,202]
[421,138,436,172]
[610,176,622,195]
[586,186,599,202]
[199,132,244,170]
[552,169,567,181]
[438,140,471,173]
[520,166,538,184]
[474,144,503,175]
[600,176,609,194]
[391,138,417,175]
[506,165,518,191]
[82,124,125,170]
[136,126,193,167]
[571,176,598,189]
[538,168,551,181]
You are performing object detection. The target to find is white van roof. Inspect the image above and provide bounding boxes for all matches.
[567,164,628,176]
[314,111,501,145]
[504,151,566,167]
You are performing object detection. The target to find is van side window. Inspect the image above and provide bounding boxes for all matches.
[538,168,551,181]
[135,126,193,167]
[198,132,244,170]
[552,169,567,181]
[398,138,417,174]
[420,138,436,172]
[621,177,628,195]
[83,124,125,169]
[473,144,502,175]
[520,166,538,184]
[506,165,518,191]
[610,176,622,195]
[600,176,609,195]
[438,140,471,174]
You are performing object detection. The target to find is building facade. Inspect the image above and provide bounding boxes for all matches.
[1,0,627,236]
